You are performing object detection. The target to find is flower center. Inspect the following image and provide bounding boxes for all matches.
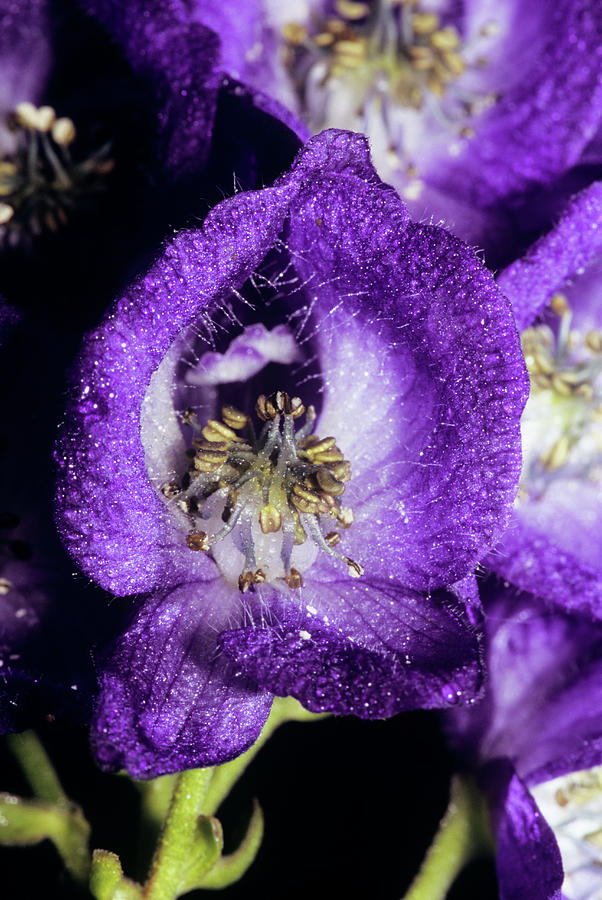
[518,293,602,502]
[0,102,113,244]
[161,391,363,592]
[531,766,602,899]
[282,0,498,194]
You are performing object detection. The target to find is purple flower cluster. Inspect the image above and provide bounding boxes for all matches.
[2,0,602,896]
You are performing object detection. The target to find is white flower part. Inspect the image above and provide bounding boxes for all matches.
[532,766,602,900]
[518,298,602,507]
[186,323,302,386]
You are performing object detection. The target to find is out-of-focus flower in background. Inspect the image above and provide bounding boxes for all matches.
[488,183,602,622]
[446,582,602,900]
[55,129,527,778]
[0,0,303,322]
[195,0,602,264]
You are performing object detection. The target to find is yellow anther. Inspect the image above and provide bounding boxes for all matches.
[285,568,304,589]
[541,436,571,471]
[314,32,335,47]
[411,12,439,34]
[328,461,351,482]
[0,577,12,595]
[576,383,594,400]
[337,507,354,528]
[195,447,228,465]
[550,293,570,316]
[36,106,56,131]
[303,436,336,456]
[325,531,341,547]
[442,51,466,76]
[0,203,14,225]
[585,829,602,849]
[459,126,475,138]
[259,505,282,534]
[202,419,237,442]
[14,101,40,129]
[161,481,181,499]
[346,558,364,578]
[195,439,230,452]
[551,374,573,397]
[316,468,345,496]
[335,0,370,20]
[430,26,460,51]
[221,405,249,430]
[282,22,307,44]
[586,331,602,353]
[186,530,210,552]
[334,39,367,58]
[255,394,278,420]
[51,117,76,146]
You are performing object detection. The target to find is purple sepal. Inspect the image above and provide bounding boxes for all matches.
[483,758,563,900]
[219,578,481,716]
[498,183,602,331]
[93,584,273,778]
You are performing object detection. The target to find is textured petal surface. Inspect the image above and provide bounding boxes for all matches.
[484,758,563,900]
[57,130,526,601]
[219,577,481,716]
[80,0,221,175]
[498,183,602,332]
[489,184,602,619]
[447,585,602,787]
[93,583,273,778]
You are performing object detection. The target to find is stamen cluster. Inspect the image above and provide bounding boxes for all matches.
[520,294,602,486]
[161,391,363,592]
[281,0,498,177]
[0,102,113,244]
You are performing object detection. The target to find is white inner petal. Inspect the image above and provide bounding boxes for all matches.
[532,767,602,900]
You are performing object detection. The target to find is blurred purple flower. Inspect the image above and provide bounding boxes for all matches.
[488,182,602,621]
[0,0,302,318]
[0,0,304,731]
[56,129,527,777]
[195,0,602,264]
[447,582,602,900]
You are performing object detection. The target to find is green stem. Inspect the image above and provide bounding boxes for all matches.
[402,775,493,900]
[6,731,68,807]
[143,768,213,900]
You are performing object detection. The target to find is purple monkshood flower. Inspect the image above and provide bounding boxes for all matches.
[56,129,527,778]
[485,182,602,621]
[196,0,602,265]
[0,0,304,731]
[446,581,602,900]
[0,0,302,320]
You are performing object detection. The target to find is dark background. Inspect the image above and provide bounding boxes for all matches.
[0,712,498,899]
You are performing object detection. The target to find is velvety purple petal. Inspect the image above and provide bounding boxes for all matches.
[58,130,526,604]
[488,511,602,621]
[56,182,294,595]
[219,576,481,716]
[483,758,563,900]
[93,583,273,778]
[498,183,602,331]
[449,584,602,786]
[432,1,602,220]
[80,0,221,176]
[286,170,528,588]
